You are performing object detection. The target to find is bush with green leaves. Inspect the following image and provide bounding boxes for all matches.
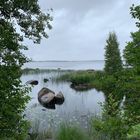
[124,4,140,74]
[124,30,140,74]
[0,0,52,139]
[128,124,140,139]
[90,95,129,140]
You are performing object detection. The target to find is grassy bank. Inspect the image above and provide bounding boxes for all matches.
[56,69,140,93]
[26,119,140,140]
[56,70,113,91]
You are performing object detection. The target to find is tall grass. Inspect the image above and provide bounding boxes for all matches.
[26,130,52,140]
[22,68,74,75]
[25,114,140,140]
[57,71,103,83]
[56,123,90,140]
[56,70,107,91]
[26,120,53,140]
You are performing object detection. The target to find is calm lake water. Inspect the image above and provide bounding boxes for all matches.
[21,61,105,130]
[23,60,104,70]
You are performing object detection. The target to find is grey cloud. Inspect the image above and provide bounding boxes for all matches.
[40,0,117,13]
[23,0,139,61]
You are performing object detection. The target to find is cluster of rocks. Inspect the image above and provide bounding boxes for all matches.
[38,87,64,109]
[26,80,64,109]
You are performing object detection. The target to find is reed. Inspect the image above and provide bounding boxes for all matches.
[56,123,90,140]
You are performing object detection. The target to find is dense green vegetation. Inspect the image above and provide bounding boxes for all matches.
[124,31,140,74]
[56,69,140,139]
[123,4,140,75]
[0,0,52,139]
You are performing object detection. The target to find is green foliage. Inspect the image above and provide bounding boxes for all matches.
[91,95,129,140]
[56,70,107,91]
[121,75,140,126]
[0,0,52,43]
[128,124,140,139]
[70,72,95,85]
[56,123,90,140]
[124,4,140,74]
[57,71,104,84]
[56,71,75,82]
[123,5,140,128]
[90,69,140,139]
[124,31,140,74]
[0,22,30,139]
[0,0,52,139]
[104,32,122,74]
[55,68,140,140]
[130,4,140,28]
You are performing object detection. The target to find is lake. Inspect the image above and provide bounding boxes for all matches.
[23,60,104,70]
[22,61,105,131]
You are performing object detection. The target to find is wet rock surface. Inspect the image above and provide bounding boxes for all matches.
[54,92,65,105]
[38,88,64,109]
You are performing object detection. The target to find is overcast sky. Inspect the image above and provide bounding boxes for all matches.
[23,0,139,61]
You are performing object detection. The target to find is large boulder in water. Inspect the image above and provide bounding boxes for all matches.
[38,88,65,109]
[38,88,55,107]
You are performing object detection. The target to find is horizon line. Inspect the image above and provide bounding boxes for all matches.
[30,60,105,62]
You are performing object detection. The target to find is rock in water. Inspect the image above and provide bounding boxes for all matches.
[38,88,64,109]
[44,78,49,83]
[54,92,65,105]
[26,80,38,85]
[38,88,55,107]
[40,93,55,104]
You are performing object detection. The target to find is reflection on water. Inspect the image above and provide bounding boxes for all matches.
[39,98,65,110]
[21,70,105,130]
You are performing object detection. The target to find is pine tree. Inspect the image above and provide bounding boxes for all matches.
[104,32,122,74]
